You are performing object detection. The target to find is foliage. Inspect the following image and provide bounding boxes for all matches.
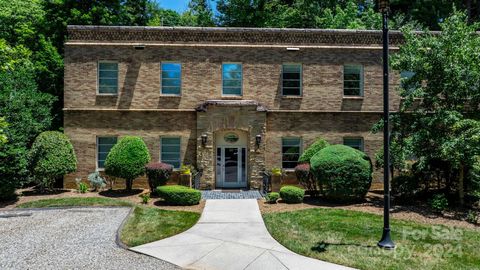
[156,185,201,206]
[179,164,192,175]
[391,174,420,199]
[104,136,151,190]
[29,131,77,190]
[0,117,7,145]
[145,162,173,192]
[265,192,280,203]
[17,197,133,208]
[298,138,329,163]
[310,145,372,201]
[294,163,317,194]
[140,193,150,204]
[271,167,282,176]
[77,182,88,193]
[88,171,107,191]
[466,210,478,224]
[429,194,449,213]
[0,182,16,201]
[279,185,305,204]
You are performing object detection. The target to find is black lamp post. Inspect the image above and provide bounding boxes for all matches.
[377,0,396,250]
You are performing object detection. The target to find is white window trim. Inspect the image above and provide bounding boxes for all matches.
[160,61,182,96]
[221,62,243,97]
[160,136,182,169]
[281,137,303,170]
[343,137,364,152]
[97,60,119,96]
[343,64,364,97]
[281,63,303,96]
[96,136,117,171]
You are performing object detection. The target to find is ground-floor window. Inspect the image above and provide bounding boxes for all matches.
[343,137,364,151]
[97,136,117,169]
[161,137,181,168]
[282,137,302,169]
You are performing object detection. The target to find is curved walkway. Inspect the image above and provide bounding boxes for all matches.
[131,199,354,270]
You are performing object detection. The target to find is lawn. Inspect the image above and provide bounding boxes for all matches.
[17,197,200,247]
[263,208,480,270]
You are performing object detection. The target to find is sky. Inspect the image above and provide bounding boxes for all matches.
[156,0,218,14]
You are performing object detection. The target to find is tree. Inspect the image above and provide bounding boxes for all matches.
[0,117,7,145]
[187,0,215,26]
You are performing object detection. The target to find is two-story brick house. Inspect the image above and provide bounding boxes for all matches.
[64,26,402,190]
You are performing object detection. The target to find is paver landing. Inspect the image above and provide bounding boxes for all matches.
[131,199,355,270]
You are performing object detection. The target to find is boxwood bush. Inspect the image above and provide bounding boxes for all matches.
[105,136,150,190]
[298,138,329,163]
[29,131,77,190]
[311,144,372,202]
[265,192,280,203]
[145,162,173,193]
[279,185,305,204]
[157,185,201,205]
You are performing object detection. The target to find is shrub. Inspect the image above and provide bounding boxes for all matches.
[29,131,77,190]
[140,193,151,204]
[392,174,420,198]
[294,163,317,194]
[145,162,173,193]
[430,194,448,213]
[88,171,106,191]
[298,138,329,163]
[104,136,150,190]
[310,144,372,202]
[0,183,16,201]
[157,185,201,205]
[179,164,193,175]
[78,182,88,193]
[265,192,280,203]
[279,186,305,204]
[466,210,478,224]
[271,167,282,176]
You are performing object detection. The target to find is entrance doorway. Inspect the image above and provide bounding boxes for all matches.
[215,130,248,188]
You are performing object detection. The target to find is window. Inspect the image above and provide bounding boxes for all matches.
[161,62,181,95]
[97,137,117,169]
[282,64,302,96]
[400,71,416,92]
[344,65,363,96]
[161,137,181,168]
[98,62,118,94]
[222,63,242,96]
[282,138,302,169]
[343,137,364,151]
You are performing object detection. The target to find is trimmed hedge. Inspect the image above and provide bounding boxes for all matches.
[265,192,280,203]
[145,162,173,193]
[29,131,77,190]
[279,185,305,204]
[298,138,329,163]
[105,136,150,190]
[157,185,201,205]
[311,144,372,202]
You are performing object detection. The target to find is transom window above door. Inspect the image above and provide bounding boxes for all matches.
[161,62,181,95]
[282,64,302,96]
[344,65,364,96]
[222,63,242,96]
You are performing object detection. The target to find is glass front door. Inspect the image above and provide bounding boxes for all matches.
[216,147,246,188]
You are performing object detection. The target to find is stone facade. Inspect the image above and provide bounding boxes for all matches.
[64,26,401,190]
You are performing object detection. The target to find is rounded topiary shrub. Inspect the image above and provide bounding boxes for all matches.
[298,138,329,163]
[29,131,77,190]
[104,136,150,190]
[279,185,305,204]
[156,185,201,205]
[145,162,173,193]
[265,192,280,203]
[311,145,372,202]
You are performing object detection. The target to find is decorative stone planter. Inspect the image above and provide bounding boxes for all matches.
[179,174,192,188]
[271,174,283,192]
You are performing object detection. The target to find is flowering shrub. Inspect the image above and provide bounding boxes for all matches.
[294,163,317,194]
[145,162,173,192]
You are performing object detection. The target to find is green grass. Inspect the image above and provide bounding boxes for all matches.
[121,206,200,247]
[16,197,134,208]
[263,208,480,270]
[16,197,201,247]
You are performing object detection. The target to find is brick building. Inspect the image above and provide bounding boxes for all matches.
[64,26,402,190]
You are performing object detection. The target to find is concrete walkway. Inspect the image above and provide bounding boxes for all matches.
[131,199,354,270]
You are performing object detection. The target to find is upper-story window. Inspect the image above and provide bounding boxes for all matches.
[282,64,302,96]
[344,65,364,96]
[222,63,242,96]
[282,137,302,169]
[98,61,118,94]
[343,137,364,151]
[161,62,182,95]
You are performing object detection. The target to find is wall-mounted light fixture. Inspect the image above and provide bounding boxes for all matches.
[286,47,300,51]
[201,134,208,147]
[134,44,145,50]
[255,134,262,148]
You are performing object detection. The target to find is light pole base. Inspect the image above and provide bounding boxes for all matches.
[378,228,396,249]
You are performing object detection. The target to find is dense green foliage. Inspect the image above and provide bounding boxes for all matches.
[429,194,449,213]
[298,138,329,163]
[311,145,372,201]
[391,174,420,199]
[294,163,317,195]
[104,136,151,190]
[279,185,305,204]
[265,192,280,203]
[0,117,7,145]
[156,185,201,206]
[145,162,173,192]
[29,131,77,190]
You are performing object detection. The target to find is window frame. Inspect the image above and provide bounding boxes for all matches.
[160,136,182,169]
[96,136,118,170]
[281,63,303,96]
[343,137,364,152]
[97,60,119,96]
[160,61,182,96]
[221,62,243,97]
[343,64,364,97]
[281,137,303,170]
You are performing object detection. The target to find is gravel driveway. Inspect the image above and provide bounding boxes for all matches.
[0,207,180,270]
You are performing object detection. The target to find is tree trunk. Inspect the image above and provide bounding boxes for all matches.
[459,164,465,206]
[126,179,133,191]
[466,0,473,22]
